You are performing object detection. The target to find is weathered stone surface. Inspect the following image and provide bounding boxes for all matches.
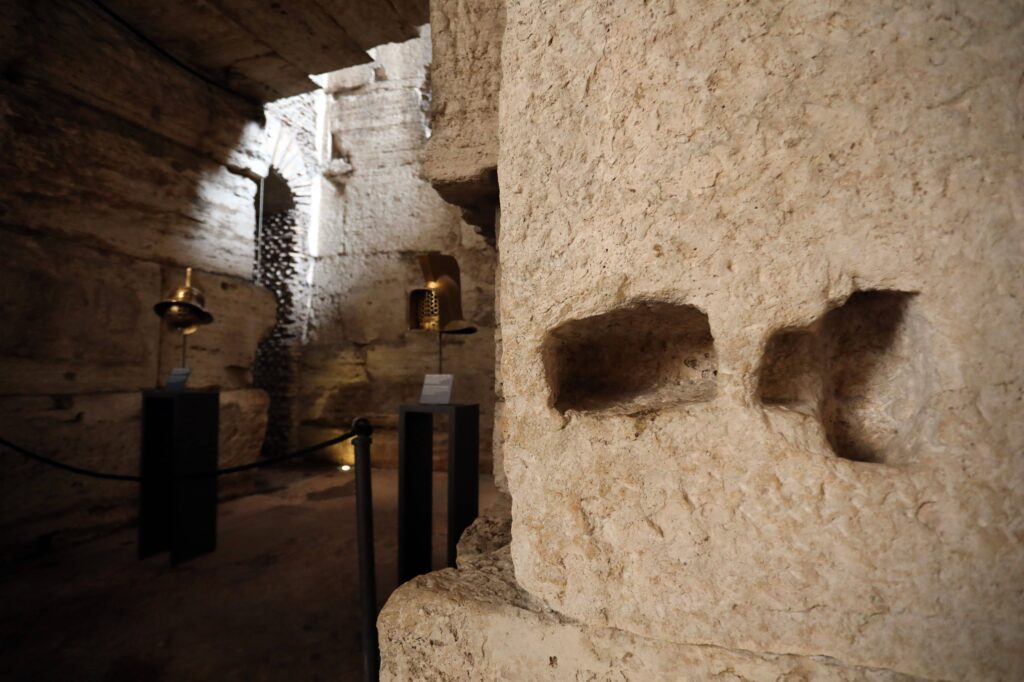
[98,1,428,103]
[0,230,161,395]
[0,2,285,554]
[205,0,369,76]
[491,400,507,491]
[307,253,426,346]
[1,85,259,279]
[0,0,266,173]
[219,388,271,466]
[496,1,1024,679]
[0,391,143,558]
[381,547,922,681]
[315,0,424,53]
[319,34,463,257]
[455,492,511,566]
[156,267,276,389]
[100,0,319,102]
[422,0,504,193]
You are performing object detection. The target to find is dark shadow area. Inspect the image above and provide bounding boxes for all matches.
[758,290,922,464]
[0,468,498,682]
[543,301,717,415]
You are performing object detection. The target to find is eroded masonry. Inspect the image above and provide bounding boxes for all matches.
[381,1,1024,680]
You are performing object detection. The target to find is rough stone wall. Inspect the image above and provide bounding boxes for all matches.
[422,0,505,238]
[498,1,1024,679]
[0,0,275,556]
[297,28,496,469]
[381,502,925,682]
[382,0,1024,680]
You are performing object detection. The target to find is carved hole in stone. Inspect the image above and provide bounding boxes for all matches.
[543,302,717,415]
[758,330,820,410]
[757,290,924,464]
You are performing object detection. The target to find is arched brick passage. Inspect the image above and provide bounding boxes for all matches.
[252,117,314,457]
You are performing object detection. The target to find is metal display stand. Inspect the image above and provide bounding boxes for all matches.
[397,403,479,583]
[138,389,219,564]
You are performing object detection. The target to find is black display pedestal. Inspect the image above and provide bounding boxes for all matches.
[139,389,219,564]
[397,403,479,583]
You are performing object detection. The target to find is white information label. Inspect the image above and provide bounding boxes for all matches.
[165,367,191,392]
[420,374,454,404]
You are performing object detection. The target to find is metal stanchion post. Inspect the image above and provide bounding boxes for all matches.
[352,418,379,682]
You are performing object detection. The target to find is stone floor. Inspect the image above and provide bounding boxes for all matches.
[0,466,496,681]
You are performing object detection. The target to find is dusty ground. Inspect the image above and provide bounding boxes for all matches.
[0,466,496,681]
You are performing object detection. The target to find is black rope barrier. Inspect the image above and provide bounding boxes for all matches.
[2,420,380,681]
[0,430,357,482]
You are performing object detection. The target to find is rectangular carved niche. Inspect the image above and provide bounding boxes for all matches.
[543,301,717,416]
[757,290,926,464]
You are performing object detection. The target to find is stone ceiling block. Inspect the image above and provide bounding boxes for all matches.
[0,0,266,172]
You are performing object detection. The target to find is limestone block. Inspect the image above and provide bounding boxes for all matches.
[0,85,259,279]
[99,0,321,102]
[498,1,1024,679]
[300,340,449,425]
[325,26,431,94]
[100,0,430,102]
[0,0,266,173]
[0,230,160,395]
[0,392,142,558]
[315,0,424,54]
[319,77,466,255]
[420,0,503,238]
[307,243,496,353]
[201,0,369,76]
[422,0,504,188]
[491,400,507,491]
[492,260,507,491]
[295,347,369,425]
[307,253,424,346]
[325,65,376,94]
[455,492,512,567]
[303,31,497,478]
[156,267,276,390]
[219,388,271,466]
[371,27,434,84]
[321,163,464,256]
[330,81,426,167]
[380,547,922,682]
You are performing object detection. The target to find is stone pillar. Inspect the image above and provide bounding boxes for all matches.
[381,1,1024,679]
